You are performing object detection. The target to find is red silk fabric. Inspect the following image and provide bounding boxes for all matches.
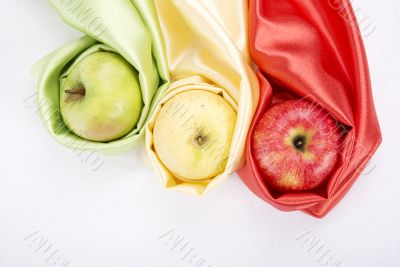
[238,0,382,217]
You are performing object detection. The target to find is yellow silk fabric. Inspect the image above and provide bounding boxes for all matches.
[146,0,258,195]
[197,0,251,63]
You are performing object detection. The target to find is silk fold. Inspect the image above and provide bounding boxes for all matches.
[145,0,258,195]
[32,0,169,153]
[238,0,382,217]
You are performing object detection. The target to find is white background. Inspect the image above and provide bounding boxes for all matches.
[1,1,399,266]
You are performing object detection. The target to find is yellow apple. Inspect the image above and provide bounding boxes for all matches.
[153,90,236,181]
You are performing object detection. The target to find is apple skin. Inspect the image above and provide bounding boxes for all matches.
[153,90,236,181]
[251,100,341,192]
[60,52,143,142]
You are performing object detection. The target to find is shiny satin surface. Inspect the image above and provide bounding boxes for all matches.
[238,0,382,217]
[32,0,168,153]
[145,0,258,195]
[197,0,251,62]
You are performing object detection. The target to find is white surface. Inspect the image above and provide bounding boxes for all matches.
[1,1,399,266]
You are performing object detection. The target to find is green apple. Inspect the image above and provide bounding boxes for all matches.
[60,52,143,142]
[153,90,236,181]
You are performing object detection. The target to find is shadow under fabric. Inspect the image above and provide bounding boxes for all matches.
[31,0,169,153]
[145,0,259,196]
[238,0,382,217]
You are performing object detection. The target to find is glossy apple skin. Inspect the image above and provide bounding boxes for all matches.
[153,90,236,181]
[252,100,341,192]
[60,52,143,142]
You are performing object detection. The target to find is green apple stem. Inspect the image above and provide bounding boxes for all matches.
[65,87,86,96]
[65,86,86,102]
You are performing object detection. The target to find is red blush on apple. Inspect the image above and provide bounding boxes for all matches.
[251,100,341,192]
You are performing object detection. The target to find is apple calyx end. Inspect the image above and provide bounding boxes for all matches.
[194,135,208,146]
[292,135,307,153]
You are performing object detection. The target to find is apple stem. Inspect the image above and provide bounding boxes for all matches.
[65,86,86,97]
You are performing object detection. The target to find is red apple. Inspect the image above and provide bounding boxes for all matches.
[252,100,341,192]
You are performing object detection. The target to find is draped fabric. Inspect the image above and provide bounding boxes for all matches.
[32,0,168,153]
[33,0,258,195]
[32,0,381,205]
[145,0,258,195]
[238,0,382,217]
[197,0,251,63]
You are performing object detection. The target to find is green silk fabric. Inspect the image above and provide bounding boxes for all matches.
[32,0,169,153]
